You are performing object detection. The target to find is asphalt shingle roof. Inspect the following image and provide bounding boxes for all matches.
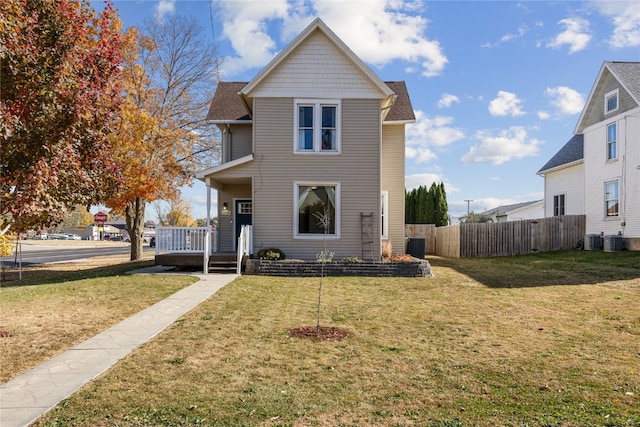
[537,134,584,174]
[607,61,640,102]
[206,81,415,122]
[479,200,543,217]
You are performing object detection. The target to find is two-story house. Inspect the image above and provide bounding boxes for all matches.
[195,18,415,260]
[538,61,640,250]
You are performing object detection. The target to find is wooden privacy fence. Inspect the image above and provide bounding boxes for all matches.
[406,215,585,258]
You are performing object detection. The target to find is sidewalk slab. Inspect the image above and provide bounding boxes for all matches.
[0,273,237,427]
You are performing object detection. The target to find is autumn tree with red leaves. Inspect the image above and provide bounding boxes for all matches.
[0,0,124,232]
[107,16,219,261]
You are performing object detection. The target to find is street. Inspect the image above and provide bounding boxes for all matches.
[0,241,155,266]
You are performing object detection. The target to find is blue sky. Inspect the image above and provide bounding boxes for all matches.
[101,0,640,222]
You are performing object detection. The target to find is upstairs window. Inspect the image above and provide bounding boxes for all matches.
[553,194,565,216]
[605,89,618,114]
[605,181,619,217]
[294,100,341,153]
[607,123,617,161]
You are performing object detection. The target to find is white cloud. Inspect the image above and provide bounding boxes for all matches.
[547,17,591,53]
[437,93,460,109]
[482,24,529,48]
[406,146,437,164]
[405,173,459,192]
[537,111,551,120]
[545,86,585,115]
[461,126,542,165]
[591,1,640,48]
[217,0,448,77]
[406,110,465,149]
[488,91,526,117]
[155,0,175,21]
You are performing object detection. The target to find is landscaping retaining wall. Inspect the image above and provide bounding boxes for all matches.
[245,259,433,278]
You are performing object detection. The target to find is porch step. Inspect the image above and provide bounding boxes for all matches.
[208,259,237,274]
[208,253,238,273]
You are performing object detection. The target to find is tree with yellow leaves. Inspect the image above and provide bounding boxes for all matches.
[107,16,219,260]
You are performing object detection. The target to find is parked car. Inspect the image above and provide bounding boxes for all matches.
[110,235,124,241]
[65,234,82,240]
[47,233,69,240]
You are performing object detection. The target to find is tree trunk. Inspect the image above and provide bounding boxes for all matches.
[125,197,146,261]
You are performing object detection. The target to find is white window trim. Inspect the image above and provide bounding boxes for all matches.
[293,99,341,154]
[604,180,620,218]
[293,181,341,239]
[604,89,619,114]
[381,191,389,240]
[553,193,566,217]
[606,122,617,161]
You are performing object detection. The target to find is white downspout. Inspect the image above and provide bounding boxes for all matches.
[203,181,212,274]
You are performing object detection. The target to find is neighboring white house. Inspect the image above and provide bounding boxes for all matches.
[476,200,544,223]
[538,61,640,250]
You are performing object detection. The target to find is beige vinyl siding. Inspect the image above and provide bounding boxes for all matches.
[382,124,406,254]
[217,184,252,252]
[578,69,637,133]
[229,124,253,160]
[252,97,382,260]
[251,30,383,100]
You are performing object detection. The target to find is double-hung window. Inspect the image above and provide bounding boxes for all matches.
[553,194,565,216]
[607,123,617,161]
[605,89,618,114]
[605,181,619,217]
[294,182,340,238]
[295,100,341,153]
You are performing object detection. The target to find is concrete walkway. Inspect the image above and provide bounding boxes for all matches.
[0,268,238,427]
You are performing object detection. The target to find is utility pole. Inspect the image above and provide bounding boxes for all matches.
[464,199,473,223]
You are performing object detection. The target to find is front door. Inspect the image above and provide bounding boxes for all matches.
[235,200,252,248]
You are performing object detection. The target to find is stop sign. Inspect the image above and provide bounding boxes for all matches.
[94,212,107,223]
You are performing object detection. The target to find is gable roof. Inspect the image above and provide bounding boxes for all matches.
[240,18,395,100]
[479,200,543,217]
[206,81,415,123]
[575,61,640,134]
[206,82,251,122]
[537,134,584,175]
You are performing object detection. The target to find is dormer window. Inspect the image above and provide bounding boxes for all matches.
[294,99,341,154]
[605,89,618,114]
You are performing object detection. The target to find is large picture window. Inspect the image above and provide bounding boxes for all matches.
[605,181,619,217]
[295,183,340,238]
[607,123,617,161]
[294,100,341,153]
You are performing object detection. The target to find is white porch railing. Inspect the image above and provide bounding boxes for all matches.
[236,224,253,274]
[154,227,216,255]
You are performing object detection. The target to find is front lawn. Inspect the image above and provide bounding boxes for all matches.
[31,250,640,426]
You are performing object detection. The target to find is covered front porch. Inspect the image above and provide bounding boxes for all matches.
[153,225,252,274]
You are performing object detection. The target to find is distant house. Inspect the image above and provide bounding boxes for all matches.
[538,61,640,250]
[477,200,544,223]
[195,18,415,260]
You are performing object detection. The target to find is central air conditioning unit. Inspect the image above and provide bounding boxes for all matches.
[604,235,624,252]
[584,234,602,250]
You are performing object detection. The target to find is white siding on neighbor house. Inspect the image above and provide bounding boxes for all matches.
[504,202,544,221]
[250,30,384,100]
[251,97,382,260]
[543,163,585,217]
[583,109,638,237]
[381,124,406,254]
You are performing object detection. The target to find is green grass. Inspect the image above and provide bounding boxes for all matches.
[21,250,640,426]
[0,262,197,382]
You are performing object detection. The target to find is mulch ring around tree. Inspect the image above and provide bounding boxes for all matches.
[288,326,350,341]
